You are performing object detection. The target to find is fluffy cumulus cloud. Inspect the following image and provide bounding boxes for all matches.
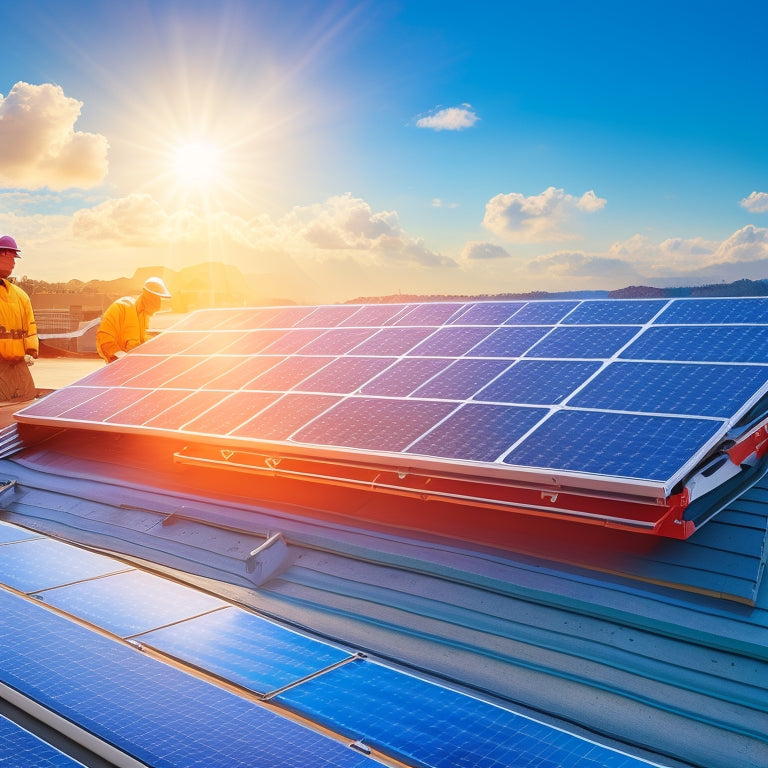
[461,241,511,260]
[68,191,456,271]
[529,251,642,280]
[416,105,479,131]
[0,82,109,190]
[483,187,606,242]
[740,191,768,214]
[282,193,456,267]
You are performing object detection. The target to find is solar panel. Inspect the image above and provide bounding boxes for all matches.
[275,658,657,768]
[17,297,768,539]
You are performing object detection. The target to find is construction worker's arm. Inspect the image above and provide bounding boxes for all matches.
[96,303,125,362]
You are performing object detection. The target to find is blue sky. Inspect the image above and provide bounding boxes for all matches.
[0,0,766,302]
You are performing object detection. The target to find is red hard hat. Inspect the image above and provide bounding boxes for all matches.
[0,235,21,256]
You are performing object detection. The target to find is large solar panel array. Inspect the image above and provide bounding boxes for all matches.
[16,297,768,506]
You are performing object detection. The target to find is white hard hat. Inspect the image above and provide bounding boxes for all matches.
[143,276,172,298]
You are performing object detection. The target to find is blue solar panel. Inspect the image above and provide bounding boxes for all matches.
[18,298,768,517]
[0,591,376,768]
[360,358,453,396]
[139,606,352,695]
[294,357,394,394]
[620,326,768,363]
[467,325,550,357]
[406,326,494,356]
[37,570,227,637]
[296,328,377,355]
[525,326,640,359]
[654,297,768,325]
[0,716,87,768]
[275,659,658,768]
[475,360,602,404]
[0,539,128,593]
[411,358,512,400]
[451,301,525,325]
[504,410,723,482]
[232,393,341,440]
[294,398,458,451]
[562,299,667,325]
[0,522,41,545]
[350,326,434,355]
[570,362,768,418]
[505,300,578,324]
[407,403,547,462]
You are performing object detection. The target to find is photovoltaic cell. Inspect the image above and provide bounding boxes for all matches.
[411,358,513,400]
[505,300,578,324]
[184,391,280,434]
[294,357,395,394]
[293,398,458,451]
[206,356,284,389]
[395,303,464,325]
[138,606,352,696]
[295,304,361,327]
[246,356,333,390]
[350,327,434,355]
[451,301,525,325]
[569,362,768,418]
[123,355,208,387]
[0,539,127,593]
[0,716,87,768]
[467,326,550,357]
[503,410,723,482]
[276,659,656,768]
[262,328,324,354]
[218,329,287,355]
[620,326,768,363]
[525,325,640,359]
[475,360,602,404]
[339,304,408,326]
[407,403,547,462]
[162,356,245,389]
[562,299,667,325]
[296,327,378,355]
[406,326,494,357]
[654,297,768,325]
[232,394,341,440]
[359,358,452,397]
[37,569,226,637]
[144,390,224,430]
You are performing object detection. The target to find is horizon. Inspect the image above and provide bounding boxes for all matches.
[1,1,767,304]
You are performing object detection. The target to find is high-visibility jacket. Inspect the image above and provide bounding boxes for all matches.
[95,295,151,362]
[0,279,39,361]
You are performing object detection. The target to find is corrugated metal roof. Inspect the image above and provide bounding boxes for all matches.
[0,427,766,768]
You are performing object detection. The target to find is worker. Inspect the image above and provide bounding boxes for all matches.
[96,276,172,363]
[0,235,39,402]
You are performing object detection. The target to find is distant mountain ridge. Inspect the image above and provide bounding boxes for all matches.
[22,263,768,307]
[346,278,768,304]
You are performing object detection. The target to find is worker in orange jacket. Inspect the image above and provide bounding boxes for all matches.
[0,235,39,401]
[96,277,172,363]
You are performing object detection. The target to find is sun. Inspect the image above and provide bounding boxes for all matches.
[173,141,223,187]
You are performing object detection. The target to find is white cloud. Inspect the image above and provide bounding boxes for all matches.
[529,251,641,280]
[0,82,109,190]
[483,187,606,242]
[740,191,768,214]
[431,198,459,208]
[416,105,479,131]
[462,241,510,260]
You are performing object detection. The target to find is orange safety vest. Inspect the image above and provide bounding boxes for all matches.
[95,296,150,362]
[0,279,39,361]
